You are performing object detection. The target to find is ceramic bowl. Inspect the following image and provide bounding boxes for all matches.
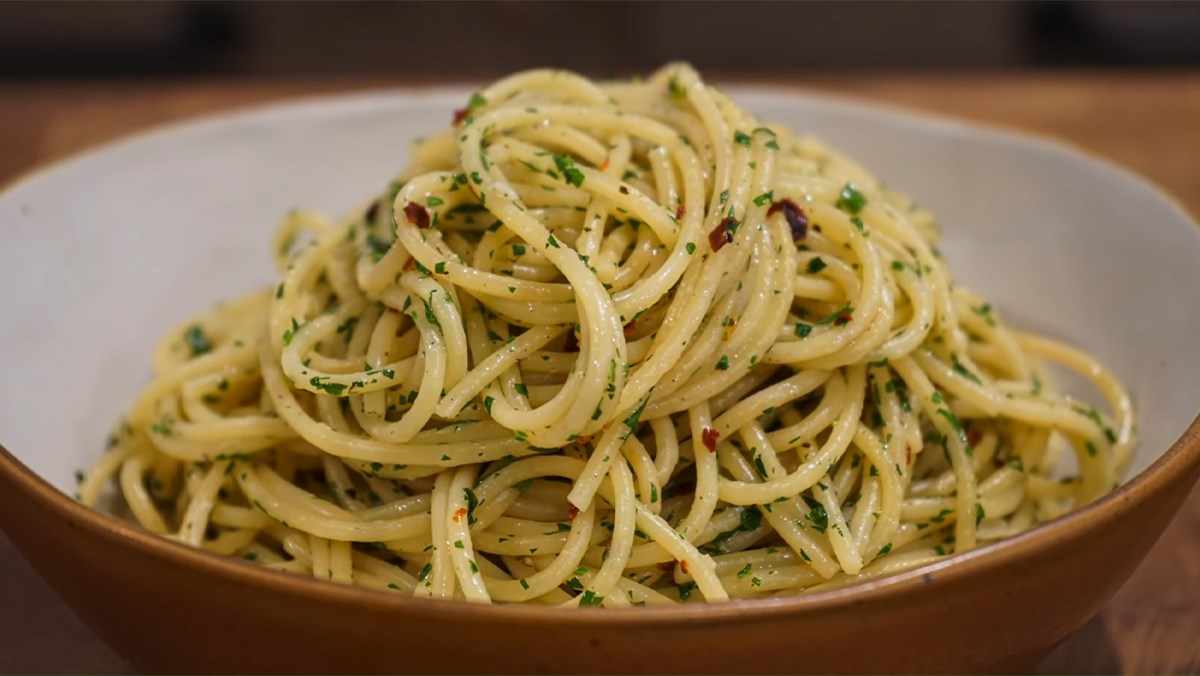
[1,86,1198,674]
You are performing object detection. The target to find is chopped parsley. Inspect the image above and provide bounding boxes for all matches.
[184,325,212,356]
[835,183,867,214]
[553,154,585,188]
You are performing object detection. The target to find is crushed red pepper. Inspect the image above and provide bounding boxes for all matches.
[833,309,854,326]
[701,427,720,452]
[452,507,468,523]
[768,198,808,242]
[708,218,737,252]
[404,201,431,229]
[675,204,686,221]
[452,107,470,126]
[680,559,690,575]
[568,505,580,520]
[657,560,677,572]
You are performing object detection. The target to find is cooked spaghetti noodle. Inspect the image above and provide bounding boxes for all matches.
[81,64,1135,605]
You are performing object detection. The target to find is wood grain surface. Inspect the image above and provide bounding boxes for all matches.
[1,73,1198,674]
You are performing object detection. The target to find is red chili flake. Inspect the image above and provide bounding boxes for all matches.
[833,309,853,326]
[675,204,686,221]
[701,427,720,452]
[452,107,469,126]
[657,560,677,572]
[404,201,431,229]
[768,198,808,242]
[567,505,580,520]
[619,186,630,195]
[402,257,416,271]
[967,428,982,448]
[598,158,610,172]
[452,507,468,523]
[623,320,637,337]
[680,559,690,575]
[708,218,736,252]
[905,445,913,465]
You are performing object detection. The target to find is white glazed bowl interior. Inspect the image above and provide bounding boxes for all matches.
[1,86,1198,496]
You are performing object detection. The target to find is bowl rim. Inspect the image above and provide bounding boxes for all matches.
[2,83,1200,625]
[4,415,1199,624]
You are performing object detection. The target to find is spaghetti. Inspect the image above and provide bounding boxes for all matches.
[81,64,1135,605]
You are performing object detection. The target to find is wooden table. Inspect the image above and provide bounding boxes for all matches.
[1,74,1198,674]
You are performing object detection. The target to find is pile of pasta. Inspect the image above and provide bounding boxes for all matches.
[82,64,1135,606]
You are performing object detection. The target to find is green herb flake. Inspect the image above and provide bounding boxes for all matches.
[802,495,828,533]
[677,581,696,600]
[752,452,768,480]
[183,325,213,356]
[836,183,868,214]
[741,506,763,532]
[951,354,982,385]
[668,77,686,100]
[553,154,585,187]
[816,302,854,326]
[463,487,480,524]
[309,376,347,397]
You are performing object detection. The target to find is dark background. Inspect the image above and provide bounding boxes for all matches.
[1,1,1200,81]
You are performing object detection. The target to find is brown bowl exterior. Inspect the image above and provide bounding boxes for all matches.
[2,418,1199,675]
